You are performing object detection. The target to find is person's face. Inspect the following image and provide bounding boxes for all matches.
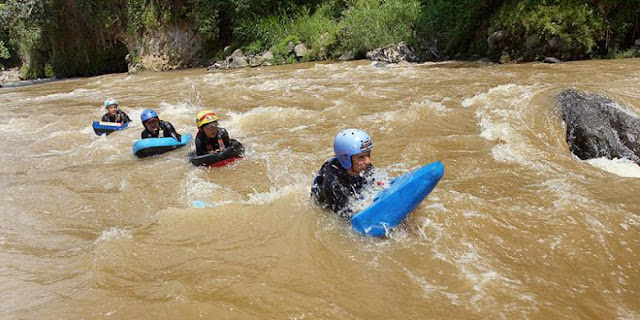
[349,150,372,175]
[144,117,160,132]
[201,122,218,138]
[107,105,118,115]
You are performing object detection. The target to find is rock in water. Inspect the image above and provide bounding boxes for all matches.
[558,89,640,164]
[544,57,561,64]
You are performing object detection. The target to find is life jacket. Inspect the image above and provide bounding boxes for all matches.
[196,130,226,152]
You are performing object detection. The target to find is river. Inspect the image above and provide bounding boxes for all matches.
[0,59,639,319]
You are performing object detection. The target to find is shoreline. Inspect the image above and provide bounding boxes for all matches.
[3,55,638,89]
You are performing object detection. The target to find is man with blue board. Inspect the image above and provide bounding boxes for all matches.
[101,98,131,123]
[312,129,445,237]
[140,109,181,141]
[311,128,376,218]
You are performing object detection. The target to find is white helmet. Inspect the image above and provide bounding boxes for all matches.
[104,98,118,109]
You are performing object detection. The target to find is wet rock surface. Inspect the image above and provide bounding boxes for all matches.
[558,89,640,164]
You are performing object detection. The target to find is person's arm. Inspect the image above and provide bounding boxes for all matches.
[220,128,231,147]
[101,114,109,122]
[322,174,353,219]
[194,134,207,156]
[120,111,131,123]
[141,130,149,139]
[162,121,181,141]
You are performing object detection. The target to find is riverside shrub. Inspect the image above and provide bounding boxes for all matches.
[340,0,421,57]
[490,0,604,57]
[416,0,505,58]
[234,3,339,60]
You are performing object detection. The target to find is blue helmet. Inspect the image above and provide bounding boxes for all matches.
[141,109,158,123]
[334,129,374,169]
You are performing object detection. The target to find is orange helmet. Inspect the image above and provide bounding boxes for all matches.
[196,110,219,128]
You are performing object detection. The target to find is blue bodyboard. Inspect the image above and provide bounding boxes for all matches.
[351,161,444,237]
[93,121,128,136]
[133,134,192,158]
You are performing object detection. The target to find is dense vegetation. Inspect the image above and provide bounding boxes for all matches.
[1,0,638,79]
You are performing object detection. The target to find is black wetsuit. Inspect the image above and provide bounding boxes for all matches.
[141,120,180,140]
[311,157,373,219]
[194,128,231,156]
[101,110,131,123]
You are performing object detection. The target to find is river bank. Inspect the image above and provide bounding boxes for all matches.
[1,1,639,80]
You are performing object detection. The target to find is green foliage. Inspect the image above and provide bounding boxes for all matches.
[0,40,9,60]
[244,40,266,55]
[190,0,221,40]
[592,0,640,54]
[417,0,504,56]
[1,0,49,77]
[270,35,301,63]
[2,0,639,78]
[340,0,421,57]
[604,48,640,59]
[142,6,161,30]
[44,1,129,77]
[491,0,604,54]
[234,2,340,60]
[290,5,339,55]
[44,64,55,78]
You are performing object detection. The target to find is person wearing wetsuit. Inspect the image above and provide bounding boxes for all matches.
[140,109,181,140]
[101,98,131,123]
[311,129,375,219]
[194,110,231,156]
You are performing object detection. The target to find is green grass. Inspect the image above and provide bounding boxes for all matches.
[340,0,421,57]
[234,3,340,61]
[490,0,604,55]
[604,49,640,59]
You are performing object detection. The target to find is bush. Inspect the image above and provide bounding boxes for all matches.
[15,24,47,78]
[44,64,55,78]
[490,0,604,56]
[270,35,302,64]
[0,40,9,60]
[592,0,640,55]
[416,0,505,57]
[234,2,340,60]
[604,48,640,59]
[340,0,421,57]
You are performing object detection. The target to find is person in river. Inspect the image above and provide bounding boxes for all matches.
[311,128,376,219]
[140,109,181,140]
[101,98,131,123]
[194,110,231,156]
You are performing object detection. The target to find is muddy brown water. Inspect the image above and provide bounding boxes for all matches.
[0,59,639,319]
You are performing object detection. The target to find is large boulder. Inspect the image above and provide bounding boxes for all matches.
[487,30,510,56]
[293,43,309,59]
[558,89,640,164]
[249,50,274,67]
[228,49,249,68]
[365,42,419,64]
[338,50,355,61]
[544,57,561,64]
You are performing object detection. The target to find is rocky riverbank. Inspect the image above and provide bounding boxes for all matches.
[207,41,424,71]
[0,68,20,87]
